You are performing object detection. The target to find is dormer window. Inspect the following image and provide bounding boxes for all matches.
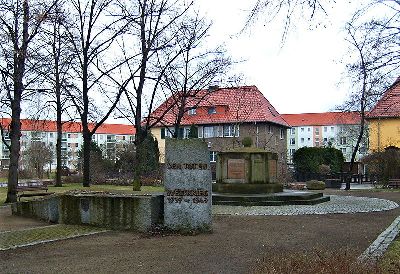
[208,107,216,114]
[188,107,196,115]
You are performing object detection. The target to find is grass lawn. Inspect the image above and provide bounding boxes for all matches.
[0,183,164,206]
[380,236,400,272]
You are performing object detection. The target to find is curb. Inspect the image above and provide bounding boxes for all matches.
[358,215,400,263]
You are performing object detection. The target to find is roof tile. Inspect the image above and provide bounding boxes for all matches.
[368,79,400,118]
[282,112,361,126]
[0,118,135,135]
[147,86,289,127]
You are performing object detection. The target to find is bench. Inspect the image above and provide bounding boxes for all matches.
[387,179,400,189]
[16,183,54,201]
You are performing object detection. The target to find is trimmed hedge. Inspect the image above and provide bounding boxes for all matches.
[306,180,326,190]
[293,147,344,174]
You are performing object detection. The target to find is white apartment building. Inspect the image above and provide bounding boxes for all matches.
[283,112,368,163]
[0,119,135,170]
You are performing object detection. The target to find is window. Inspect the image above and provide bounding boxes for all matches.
[315,128,319,136]
[307,137,311,141]
[308,127,311,132]
[289,138,295,145]
[315,138,320,147]
[198,126,203,138]
[100,135,103,140]
[290,128,295,135]
[268,125,272,134]
[188,107,196,115]
[49,133,54,138]
[208,107,216,114]
[224,124,238,137]
[184,128,191,139]
[324,127,327,132]
[289,148,296,156]
[341,148,346,154]
[203,126,214,138]
[300,138,304,143]
[280,129,284,140]
[209,151,217,162]
[301,127,304,132]
[340,137,347,145]
[323,137,328,142]
[331,127,334,132]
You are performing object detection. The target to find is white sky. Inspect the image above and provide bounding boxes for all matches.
[198,0,362,115]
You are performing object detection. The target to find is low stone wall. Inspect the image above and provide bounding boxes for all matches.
[12,193,164,232]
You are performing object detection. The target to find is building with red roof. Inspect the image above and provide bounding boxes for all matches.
[147,85,290,178]
[282,112,367,163]
[0,119,135,170]
[367,78,400,151]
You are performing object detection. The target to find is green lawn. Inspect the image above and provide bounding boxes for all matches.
[0,184,164,206]
[380,236,400,272]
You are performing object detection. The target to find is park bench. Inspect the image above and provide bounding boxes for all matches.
[387,179,400,189]
[16,181,54,201]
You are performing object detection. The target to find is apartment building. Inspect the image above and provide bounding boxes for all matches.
[146,86,290,178]
[367,78,400,152]
[282,112,368,163]
[0,119,135,170]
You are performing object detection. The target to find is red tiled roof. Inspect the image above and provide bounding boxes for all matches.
[367,79,400,118]
[147,86,289,127]
[0,118,135,135]
[282,112,361,127]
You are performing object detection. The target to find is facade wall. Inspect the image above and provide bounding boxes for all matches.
[0,130,135,170]
[368,118,400,152]
[286,124,368,163]
[153,122,288,181]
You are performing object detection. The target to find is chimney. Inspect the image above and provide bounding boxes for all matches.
[208,85,219,92]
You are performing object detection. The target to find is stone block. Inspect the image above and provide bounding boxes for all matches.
[164,139,212,232]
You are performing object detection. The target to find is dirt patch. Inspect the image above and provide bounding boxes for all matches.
[0,190,399,274]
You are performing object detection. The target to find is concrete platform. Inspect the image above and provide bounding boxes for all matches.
[212,190,330,206]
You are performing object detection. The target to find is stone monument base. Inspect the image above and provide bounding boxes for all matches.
[212,183,283,194]
[212,190,330,206]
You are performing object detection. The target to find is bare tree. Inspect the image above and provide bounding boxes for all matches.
[31,2,78,187]
[0,0,58,203]
[113,0,194,188]
[24,141,53,179]
[245,0,333,43]
[63,0,129,187]
[158,12,232,138]
[339,1,400,189]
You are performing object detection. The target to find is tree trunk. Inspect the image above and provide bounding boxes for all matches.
[82,130,91,187]
[6,99,21,203]
[55,116,62,187]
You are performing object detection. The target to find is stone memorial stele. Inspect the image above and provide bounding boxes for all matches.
[164,139,212,232]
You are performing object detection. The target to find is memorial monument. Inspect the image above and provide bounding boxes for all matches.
[213,147,283,194]
[164,139,212,232]
[213,143,329,206]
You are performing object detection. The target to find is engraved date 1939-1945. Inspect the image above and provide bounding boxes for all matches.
[167,196,208,204]
[166,188,209,204]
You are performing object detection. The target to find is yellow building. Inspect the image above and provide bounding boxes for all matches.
[367,79,400,152]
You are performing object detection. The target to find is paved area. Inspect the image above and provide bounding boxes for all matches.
[213,195,398,216]
[359,215,400,262]
[0,190,399,274]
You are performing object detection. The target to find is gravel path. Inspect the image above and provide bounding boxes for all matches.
[0,190,399,274]
[213,195,399,216]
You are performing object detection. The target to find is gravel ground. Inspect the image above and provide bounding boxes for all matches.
[0,190,399,274]
[213,195,399,216]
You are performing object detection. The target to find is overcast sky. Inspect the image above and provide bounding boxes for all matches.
[198,0,363,115]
